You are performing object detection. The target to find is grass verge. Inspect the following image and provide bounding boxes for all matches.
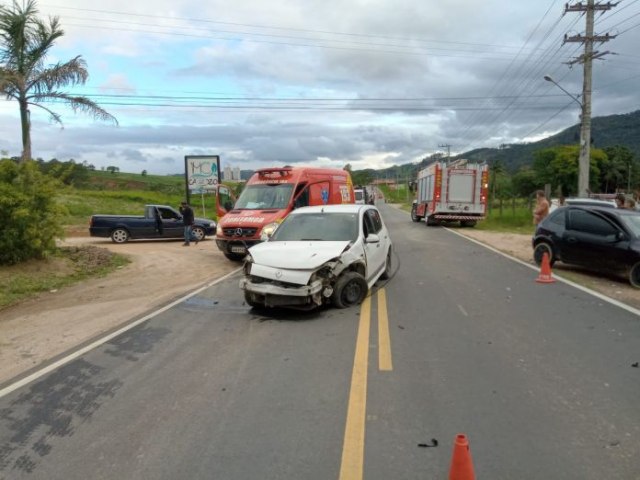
[0,246,130,310]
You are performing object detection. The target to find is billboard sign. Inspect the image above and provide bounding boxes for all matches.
[185,155,220,192]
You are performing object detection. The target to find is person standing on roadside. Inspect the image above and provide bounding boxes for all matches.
[615,193,626,209]
[533,190,550,227]
[179,200,197,246]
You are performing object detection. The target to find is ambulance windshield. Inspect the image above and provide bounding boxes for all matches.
[234,184,294,210]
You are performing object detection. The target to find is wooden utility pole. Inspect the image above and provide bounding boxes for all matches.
[563,1,617,197]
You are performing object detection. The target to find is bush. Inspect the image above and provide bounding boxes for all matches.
[0,160,65,265]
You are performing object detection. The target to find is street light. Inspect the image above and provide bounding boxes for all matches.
[544,74,590,198]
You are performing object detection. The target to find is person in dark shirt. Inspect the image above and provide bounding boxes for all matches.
[179,201,197,246]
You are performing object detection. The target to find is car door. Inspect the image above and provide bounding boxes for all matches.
[362,208,388,281]
[562,209,629,271]
[158,207,184,238]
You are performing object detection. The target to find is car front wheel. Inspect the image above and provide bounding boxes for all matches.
[629,262,640,288]
[332,271,368,308]
[111,228,129,243]
[533,242,555,267]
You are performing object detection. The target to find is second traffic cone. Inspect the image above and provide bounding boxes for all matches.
[449,434,475,480]
[536,251,555,284]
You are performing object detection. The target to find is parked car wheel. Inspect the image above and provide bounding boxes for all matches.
[332,271,368,308]
[410,206,421,223]
[224,252,246,262]
[533,242,556,267]
[461,220,477,227]
[380,248,392,280]
[110,228,130,244]
[192,226,206,242]
[629,262,640,289]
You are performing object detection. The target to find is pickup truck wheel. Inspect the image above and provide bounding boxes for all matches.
[629,262,640,288]
[332,272,368,308]
[192,226,205,242]
[380,248,392,280]
[410,206,421,223]
[224,252,246,261]
[110,228,130,243]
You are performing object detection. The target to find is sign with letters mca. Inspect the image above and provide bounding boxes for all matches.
[184,155,220,192]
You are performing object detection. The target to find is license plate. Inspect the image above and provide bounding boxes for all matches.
[231,245,246,254]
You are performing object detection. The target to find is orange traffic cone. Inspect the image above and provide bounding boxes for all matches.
[536,252,555,284]
[449,434,476,480]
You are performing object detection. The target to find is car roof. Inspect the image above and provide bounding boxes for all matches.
[289,204,371,215]
[564,198,616,207]
[559,205,640,216]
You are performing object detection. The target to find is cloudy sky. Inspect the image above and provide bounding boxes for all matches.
[1,0,639,174]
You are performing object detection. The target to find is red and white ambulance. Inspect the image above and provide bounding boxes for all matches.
[215,166,355,260]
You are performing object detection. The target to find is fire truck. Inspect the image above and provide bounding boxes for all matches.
[411,159,489,227]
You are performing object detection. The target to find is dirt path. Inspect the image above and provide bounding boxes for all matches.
[1,228,638,387]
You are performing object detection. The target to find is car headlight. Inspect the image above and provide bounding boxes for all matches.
[260,222,280,241]
[210,221,216,228]
[243,254,254,275]
[216,223,223,236]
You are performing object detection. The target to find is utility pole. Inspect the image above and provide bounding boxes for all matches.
[438,144,452,163]
[563,0,617,197]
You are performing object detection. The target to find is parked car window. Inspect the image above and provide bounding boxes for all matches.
[159,207,180,220]
[569,209,618,236]
[547,209,565,226]
[620,214,640,237]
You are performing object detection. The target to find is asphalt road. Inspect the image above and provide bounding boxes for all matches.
[1,203,639,480]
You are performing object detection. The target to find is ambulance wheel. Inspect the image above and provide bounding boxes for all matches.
[460,220,477,227]
[332,272,368,308]
[224,252,246,261]
[426,216,439,226]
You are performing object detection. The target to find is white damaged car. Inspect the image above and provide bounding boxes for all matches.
[240,204,393,309]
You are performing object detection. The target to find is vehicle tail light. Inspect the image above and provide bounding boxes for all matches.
[480,171,489,205]
[434,165,442,202]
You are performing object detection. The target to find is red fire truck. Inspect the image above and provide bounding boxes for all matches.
[411,159,489,227]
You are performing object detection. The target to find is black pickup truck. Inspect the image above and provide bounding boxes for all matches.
[89,205,217,243]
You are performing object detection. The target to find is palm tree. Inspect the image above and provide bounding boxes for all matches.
[0,0,117,161]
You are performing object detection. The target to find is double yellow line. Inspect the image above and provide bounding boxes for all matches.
[339,288,393,480]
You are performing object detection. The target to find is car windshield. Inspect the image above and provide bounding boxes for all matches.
[234,184,294,210]
[620,214,640,237]
[270,212,359,242]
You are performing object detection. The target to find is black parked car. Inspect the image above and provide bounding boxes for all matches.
[532,206,640,288]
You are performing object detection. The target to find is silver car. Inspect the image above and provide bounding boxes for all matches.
[240,204,393,309]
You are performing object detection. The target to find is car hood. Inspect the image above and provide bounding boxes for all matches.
[249,241,351,270]
[195,217,215,225]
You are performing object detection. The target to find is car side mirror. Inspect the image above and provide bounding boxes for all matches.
[365,234,380,244]
[616,231,627,241]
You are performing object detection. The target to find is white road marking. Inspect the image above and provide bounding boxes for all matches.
[458,304,469,317]
[0,268,242,400]
[445,227,640,318]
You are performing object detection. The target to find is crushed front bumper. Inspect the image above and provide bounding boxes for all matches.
[239,277,325,308]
